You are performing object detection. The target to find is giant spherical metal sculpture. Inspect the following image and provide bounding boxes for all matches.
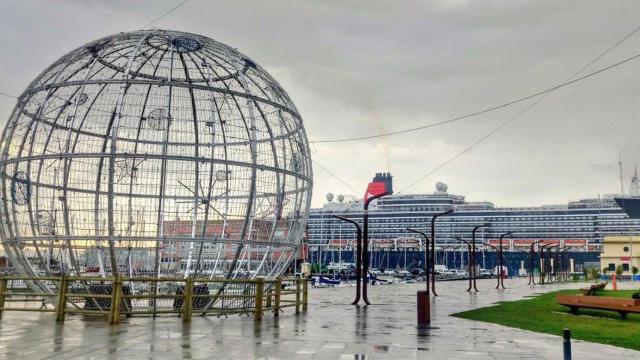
[0,29,313,284]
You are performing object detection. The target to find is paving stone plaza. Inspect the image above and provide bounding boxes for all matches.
[0,278,637,359]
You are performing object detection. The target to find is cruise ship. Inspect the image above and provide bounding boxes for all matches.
[306,173,640,272]
[615,167,640,218]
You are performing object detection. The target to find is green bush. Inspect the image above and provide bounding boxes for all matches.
[632,292,640,300]
[633,266,639,275]
[616,265,624,276]
[590,267,600,282]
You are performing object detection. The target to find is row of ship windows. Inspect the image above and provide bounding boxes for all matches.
[309,225,633,233]
[309,219,640,227]
[310,229,601,235]
[308,224,629,231]
[310,213,629,220]
[309,216,632,223]
[309,223,638,230]
[308,228,636,237]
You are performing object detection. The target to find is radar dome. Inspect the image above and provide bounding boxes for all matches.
[326,193,334,202]
[435,181,448,193]
[337,194,344,203]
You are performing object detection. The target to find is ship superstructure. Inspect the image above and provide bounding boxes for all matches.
[308,176,640,254]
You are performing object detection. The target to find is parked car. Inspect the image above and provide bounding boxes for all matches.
[434,265,448,274]
[438,269,456,277]
[454,269,468,277]
[478,269,492,277]
[383,268,396,275]
[395,270,411,277]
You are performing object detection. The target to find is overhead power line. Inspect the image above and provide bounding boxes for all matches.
[312,159,360,196]
[311,48,640,144]
[146,0,190,28]
[399,24,640,193]
[0,92,17,99]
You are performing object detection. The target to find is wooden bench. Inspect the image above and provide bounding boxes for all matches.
[557,293,640,319]
[580,282,608,296]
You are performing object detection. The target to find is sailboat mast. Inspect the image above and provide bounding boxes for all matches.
[619,152,625,195]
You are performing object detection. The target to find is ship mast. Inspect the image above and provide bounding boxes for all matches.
[619,151,625,196]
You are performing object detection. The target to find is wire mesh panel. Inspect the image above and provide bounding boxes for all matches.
[197,279,257,316]
[121,277,186,316]
[0,29,313,295]
[1,278,56,311]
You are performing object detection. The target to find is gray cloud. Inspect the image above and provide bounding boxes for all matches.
[0,0,639,208]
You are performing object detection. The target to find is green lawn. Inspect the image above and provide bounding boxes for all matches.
[452,289,640,351]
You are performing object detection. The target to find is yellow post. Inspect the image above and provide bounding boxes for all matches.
[265,287,272,309]
[302,275,308,312]
[0,276,7,319]
[55,275,68,323]
[273,277,281,317]
[295,277,301,314]
[182,278,193,323]
[109,275,122,325]
[254,277,264,321]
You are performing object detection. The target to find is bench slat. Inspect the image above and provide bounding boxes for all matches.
[557,294,640,314]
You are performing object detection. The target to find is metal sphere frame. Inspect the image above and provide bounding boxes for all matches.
[0,30,313,288]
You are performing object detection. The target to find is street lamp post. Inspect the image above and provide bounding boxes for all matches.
[362,191,391,305]
[496,232,513,290]
[407,228,431,327]
[454,236,473,292]
[333,215,363,305]
[548,245,560,283]
[557,247,568,281]
[430,209,454,296]
[469,224,489,292]
[539,243,548,284]
[529,241,542,285]
[539,243,558,284]
[551,247,562,282]
[514,248,532,283]
[486,243,500,288]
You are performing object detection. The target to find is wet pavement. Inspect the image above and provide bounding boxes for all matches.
[0,278,638,359]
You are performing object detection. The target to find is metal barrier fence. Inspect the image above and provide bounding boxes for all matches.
[0,275,308,325]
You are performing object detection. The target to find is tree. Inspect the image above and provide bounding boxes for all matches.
[591,267,600,282]
[633,266,639,276]
[616,265,624,276]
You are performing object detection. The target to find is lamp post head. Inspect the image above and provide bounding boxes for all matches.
[500,231,514,239]
[406,228,428,239]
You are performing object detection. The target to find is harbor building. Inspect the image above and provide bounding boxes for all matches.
[600,236,640,275]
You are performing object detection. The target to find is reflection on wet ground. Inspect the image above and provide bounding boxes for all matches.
[0,278,638,359]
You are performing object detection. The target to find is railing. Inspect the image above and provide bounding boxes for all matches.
[0,275,308,325]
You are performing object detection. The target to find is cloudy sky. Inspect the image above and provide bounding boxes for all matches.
[1,0,639,208]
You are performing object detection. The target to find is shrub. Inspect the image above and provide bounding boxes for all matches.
[633,292,640,300]
[590,267,600,282]
[616,265,624,276]
[633,266,639,275]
